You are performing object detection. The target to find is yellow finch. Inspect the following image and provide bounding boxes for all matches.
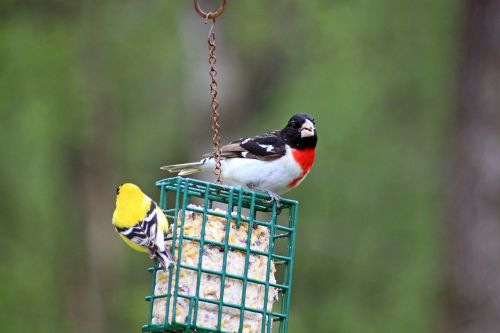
[112,183,174,270]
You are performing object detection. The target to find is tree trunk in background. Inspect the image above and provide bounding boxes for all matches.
[65,6,118,333]
[445,1,500,333]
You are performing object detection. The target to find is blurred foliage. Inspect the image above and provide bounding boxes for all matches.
[0,1,459,332]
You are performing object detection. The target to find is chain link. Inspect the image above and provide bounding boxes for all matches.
[208,19,222,183]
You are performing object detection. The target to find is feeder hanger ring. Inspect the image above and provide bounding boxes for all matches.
[194,0,226,20]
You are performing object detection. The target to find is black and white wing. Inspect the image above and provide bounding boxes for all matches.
[114,202,162,252]
[218,130,287,161]
[115,201,173,269]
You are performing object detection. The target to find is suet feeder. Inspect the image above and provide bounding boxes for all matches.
[141,176,299,333]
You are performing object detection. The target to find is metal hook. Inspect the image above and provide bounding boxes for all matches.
[194,0,226,20]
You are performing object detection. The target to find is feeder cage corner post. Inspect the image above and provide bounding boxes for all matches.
[141,176,300,333]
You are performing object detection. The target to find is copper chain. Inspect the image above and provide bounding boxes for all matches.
[208,19,222,183]
[193,0,226,183]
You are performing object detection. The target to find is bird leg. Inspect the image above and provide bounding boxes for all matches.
[246,183,283,208]
[265,190,283,206]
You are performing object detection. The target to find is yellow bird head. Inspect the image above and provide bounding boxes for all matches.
[114,183,150,227]
[116,182,145,204]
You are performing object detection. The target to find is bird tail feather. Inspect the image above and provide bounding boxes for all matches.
[157,249,175,271]
[160,160,207,176]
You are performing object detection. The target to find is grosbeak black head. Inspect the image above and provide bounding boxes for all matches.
[280,113,317,150]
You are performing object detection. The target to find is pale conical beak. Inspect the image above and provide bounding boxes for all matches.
[300,119,315,138]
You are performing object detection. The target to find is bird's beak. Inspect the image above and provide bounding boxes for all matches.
[300,119,315,138]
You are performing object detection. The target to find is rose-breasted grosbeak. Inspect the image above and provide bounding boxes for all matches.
[161,113,317,202]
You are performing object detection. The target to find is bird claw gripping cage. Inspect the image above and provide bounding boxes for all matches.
[141,177,298,333]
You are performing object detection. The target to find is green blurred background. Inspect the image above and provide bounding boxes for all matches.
[0,0,481,332]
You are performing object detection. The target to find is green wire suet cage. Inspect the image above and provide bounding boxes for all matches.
[142,177,299,333]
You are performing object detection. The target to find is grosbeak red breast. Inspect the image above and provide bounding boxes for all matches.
[161,113,317,202]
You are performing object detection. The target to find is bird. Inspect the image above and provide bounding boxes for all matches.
[161,113,317,202]
[112,183,174,270]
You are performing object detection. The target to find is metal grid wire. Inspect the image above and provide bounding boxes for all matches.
[141,177,298,333]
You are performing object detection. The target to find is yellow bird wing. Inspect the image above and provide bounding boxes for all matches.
[113,199,174,269]
[113,201,160,252]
